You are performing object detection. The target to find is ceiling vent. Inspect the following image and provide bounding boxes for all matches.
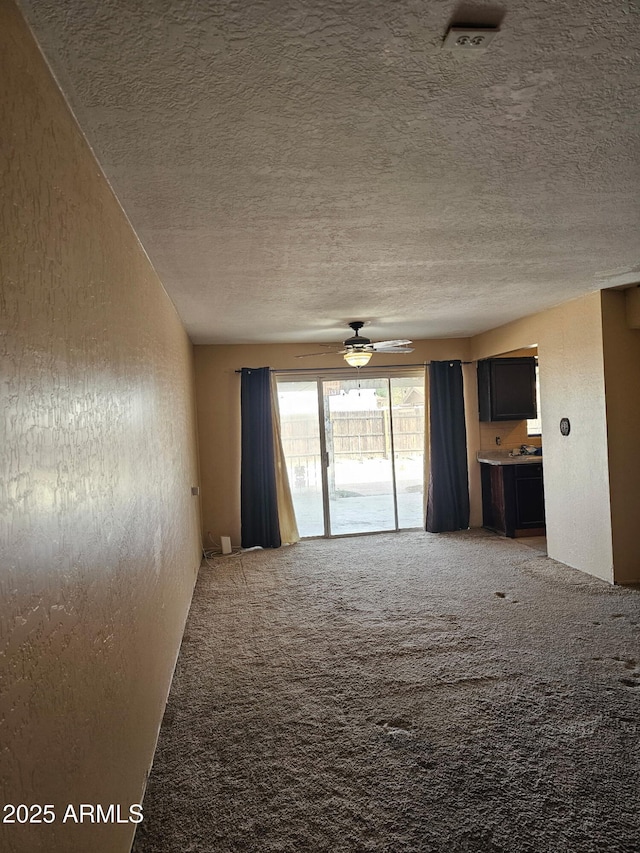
[442,27,498,50]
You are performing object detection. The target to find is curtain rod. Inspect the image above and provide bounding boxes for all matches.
[235,361,473,374]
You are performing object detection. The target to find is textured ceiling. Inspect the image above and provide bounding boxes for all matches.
[18,0,640,345]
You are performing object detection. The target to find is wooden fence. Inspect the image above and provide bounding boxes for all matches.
[280,408,424,463]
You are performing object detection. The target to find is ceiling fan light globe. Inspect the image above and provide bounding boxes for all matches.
[344,350,373,368]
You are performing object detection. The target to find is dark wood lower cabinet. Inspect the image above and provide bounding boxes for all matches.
[480,462,545,538]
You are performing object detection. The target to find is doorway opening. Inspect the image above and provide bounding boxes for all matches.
[276,371,425,537]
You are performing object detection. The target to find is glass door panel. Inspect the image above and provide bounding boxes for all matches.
[323,377,396,535]
[276,380,325,537]
[390,376,425,529]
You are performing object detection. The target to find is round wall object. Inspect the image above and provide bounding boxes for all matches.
[560,417,570,436]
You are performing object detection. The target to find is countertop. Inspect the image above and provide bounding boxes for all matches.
[477,451,543,466]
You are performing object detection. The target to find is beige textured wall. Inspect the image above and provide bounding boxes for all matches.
[601,290,640,584]
[625,286,640,329]
[461,362,482,528]
[1,4,201,852]
[471,292,614,583]
[194,339,477,544]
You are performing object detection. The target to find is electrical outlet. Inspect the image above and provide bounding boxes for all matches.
[495,436,502,446]
[442,27,498,50]
[191,486,200,496]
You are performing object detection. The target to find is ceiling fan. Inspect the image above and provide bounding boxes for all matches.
[297,321,414,367]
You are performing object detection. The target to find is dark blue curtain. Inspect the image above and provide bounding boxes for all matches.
[240,367,281,548]
[426,361,470,533]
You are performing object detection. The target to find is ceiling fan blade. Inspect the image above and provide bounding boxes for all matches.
[371,339,412,350]
[374,346,414,353]
[295,350,341,358]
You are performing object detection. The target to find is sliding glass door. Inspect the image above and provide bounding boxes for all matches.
[325,376,396,535]
[274,380,325,537]
[390,375,426,529]
[277,371,425,538]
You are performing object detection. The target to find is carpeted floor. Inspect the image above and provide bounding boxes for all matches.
[133,530,640,853]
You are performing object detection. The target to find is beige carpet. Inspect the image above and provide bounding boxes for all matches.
[133,530,640,853]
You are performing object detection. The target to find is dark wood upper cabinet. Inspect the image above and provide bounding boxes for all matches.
[477,357,537,422]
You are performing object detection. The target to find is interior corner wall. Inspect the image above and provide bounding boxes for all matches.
[0,5,202,852]
[470,292,614,583]
[601,290,640,584]
[194,339,474,545]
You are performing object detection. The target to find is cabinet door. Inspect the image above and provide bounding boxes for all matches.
[478,357,537,421]
[481,464,511,535]
[514,465,545,527]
